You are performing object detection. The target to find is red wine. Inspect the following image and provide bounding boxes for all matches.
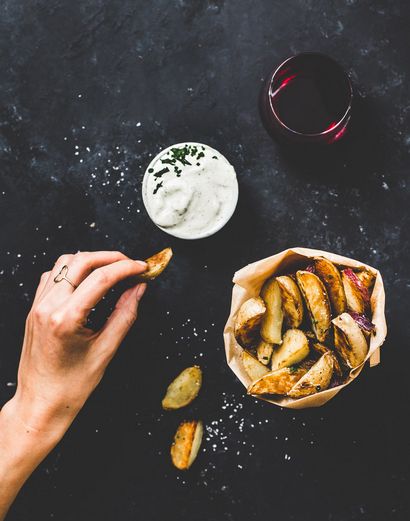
[260,53,353,145]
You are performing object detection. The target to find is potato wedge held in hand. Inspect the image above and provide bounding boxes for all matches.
[171,420,203,470]
[332,313,369,369]
[241,350,270,381]
[248,365,309,396]
[270,329,309,371]
[234,297,266,347]
[296,271,331,343]
[260,278,283,344]
[162,366,202,410]
[287,352,334,398]
[136,247,173,281]
[256,340,274,366]
[314,257,347,315]
[276,275,304,328]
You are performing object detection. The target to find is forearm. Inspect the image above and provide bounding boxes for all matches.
[0,398,66,520]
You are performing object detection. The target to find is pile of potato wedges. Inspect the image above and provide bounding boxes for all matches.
[235,257,376,399]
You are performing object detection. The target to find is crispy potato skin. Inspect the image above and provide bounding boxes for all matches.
[162,366,202,410]
[287,352,334,398]
[332,313,369,369]
[260,278,283,344]
[296,271,331,343]
[248,365,308,395]
[270,329,309,371]
[276,275,304,328]
[341,271,366,314]
[314,257,347,315]
[311,343,344,379]
[356,269,376,293]
[241,350,270,381]
[234,297,266,347]
[171,421,203,470]
[136,247,173,281]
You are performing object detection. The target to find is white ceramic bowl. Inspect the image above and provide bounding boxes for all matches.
[142,142,239,240]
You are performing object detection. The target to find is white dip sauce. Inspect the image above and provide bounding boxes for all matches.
[142,142,238,239]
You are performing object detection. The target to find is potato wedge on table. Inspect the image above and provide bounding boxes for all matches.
[276,275,304,328]
[287,352,334,398]
[241,350,270,381]
[234,297,266,347]
[314,257,347,315]
[270,329,309,371]
[341,269,369,314]
[296,271,331,343]
[260,278,283,344]
[136,247,173,281]
[171,420,203,470]
[256,340,274,366]
[332,312,369,369]
[162,366,202,410]
[248,364,309,396]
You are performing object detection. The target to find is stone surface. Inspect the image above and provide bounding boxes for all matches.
[0,1,409,520]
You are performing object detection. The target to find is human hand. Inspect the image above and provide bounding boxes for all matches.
[0,251,147,518]
[11,251,147,435]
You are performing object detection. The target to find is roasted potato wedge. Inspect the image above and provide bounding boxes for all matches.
[311,342,344,379]
[234,297,266,347]
[296,271,331,343]
[260,278,283,344]
[171,420,203,470]
[162,366,202,410]
[241,350,270,381]
[276,275,304,328]
[356,269,376,294]
[332,313,369,369]
[270,329,309,371]
[136,247,173,281]
[341,269,368,314]
[287,352,334,398]
[314,257,347,315]
[248,365,309,396]
[256,340,274,366]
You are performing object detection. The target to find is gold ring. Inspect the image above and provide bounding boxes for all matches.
[54,265,78,289]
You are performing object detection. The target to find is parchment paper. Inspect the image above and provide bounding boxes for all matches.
[223,247,387,409]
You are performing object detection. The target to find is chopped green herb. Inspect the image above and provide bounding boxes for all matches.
[153,182,163,194]
[153,167,169,178]
[197,151,205,160]
[148,168,154,173]
[212,155,218,160]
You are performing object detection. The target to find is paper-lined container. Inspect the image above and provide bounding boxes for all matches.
[223,247,387,409]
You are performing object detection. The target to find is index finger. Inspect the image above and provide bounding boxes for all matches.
[68,259,147,315]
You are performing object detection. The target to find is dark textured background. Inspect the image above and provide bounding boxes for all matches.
[1,1,409,520]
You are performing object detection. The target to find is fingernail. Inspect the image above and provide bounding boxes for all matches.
[135,283,147,301]
[135,260,147,268]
